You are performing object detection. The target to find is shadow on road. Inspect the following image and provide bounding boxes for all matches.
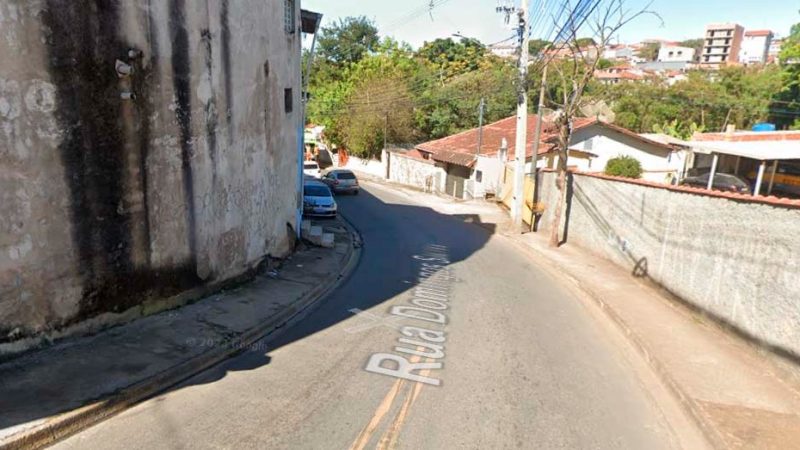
[0,185,495,437]
[172,186,495,389]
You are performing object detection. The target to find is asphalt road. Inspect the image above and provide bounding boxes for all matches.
[53,182,690,449]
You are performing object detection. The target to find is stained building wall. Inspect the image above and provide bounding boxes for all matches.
[0,0,302,350]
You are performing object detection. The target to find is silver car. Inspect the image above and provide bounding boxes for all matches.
[303,181,337,217]
[321,169,360,195]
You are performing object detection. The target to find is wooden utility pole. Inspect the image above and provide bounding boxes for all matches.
[477,97,485,154]
[530,64,547,232]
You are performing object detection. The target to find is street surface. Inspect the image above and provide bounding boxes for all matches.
[53,183,689,449]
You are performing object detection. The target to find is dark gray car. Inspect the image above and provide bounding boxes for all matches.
[680,172,751,194]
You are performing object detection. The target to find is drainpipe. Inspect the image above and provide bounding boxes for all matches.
[298,10,323,238]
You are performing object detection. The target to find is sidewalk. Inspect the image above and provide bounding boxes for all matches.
[0,218,359,450]
[510,232,800,449]
[363,178,800,449]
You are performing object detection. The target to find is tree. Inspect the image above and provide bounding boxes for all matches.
[638,42,660,61]
[416,37,486,79]
[332,39,421,157]
[605,156,642,178]
[772,17,800,128]
[317,16,379,65]
[544,0,660,247]
[529,39,551,57]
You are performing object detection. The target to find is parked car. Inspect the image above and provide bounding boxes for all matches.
[321,169,360,195]
[303,161,321,178]
[680,172,751,194]
[303,180,337,217]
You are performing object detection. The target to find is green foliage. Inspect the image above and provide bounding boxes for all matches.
[605,156,643,178]
[317,16,379,65]
[772,16,800,128]
[589,65,783,133]
[575,37,597,48]
[637,42,659,61]
[596,58,614,70]
[528,39,551,56]
[416,37,486,78]
[652,119,705,140]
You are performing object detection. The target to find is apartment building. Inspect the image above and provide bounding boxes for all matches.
[701,23,744,65]
[740,30,774,64]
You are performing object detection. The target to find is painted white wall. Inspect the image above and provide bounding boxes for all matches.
[740,35,771,64]
[657,46,694,62]
[472,155,506,197]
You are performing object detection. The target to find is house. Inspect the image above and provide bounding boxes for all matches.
[0,1,314,346]
[768,38,784,63]
[408,115,684,199]
[657,45,695,62]
[740,30,773,65]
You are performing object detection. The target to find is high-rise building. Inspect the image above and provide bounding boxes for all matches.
[740,30,774,65]
[701,23,744,65]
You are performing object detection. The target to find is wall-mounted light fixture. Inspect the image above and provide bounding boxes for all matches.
[115,59,134,77]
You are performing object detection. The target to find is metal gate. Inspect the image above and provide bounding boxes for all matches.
[445,165,470,198]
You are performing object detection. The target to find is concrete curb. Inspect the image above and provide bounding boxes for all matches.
[504,235,726,450]
[1,219,363,450]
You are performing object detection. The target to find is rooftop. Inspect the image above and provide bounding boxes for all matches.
[416,115,672,167]
[689,131,800,161]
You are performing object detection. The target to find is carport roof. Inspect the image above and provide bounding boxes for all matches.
[687,140,800,161]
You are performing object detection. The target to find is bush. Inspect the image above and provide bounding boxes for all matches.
[605,155,642,178]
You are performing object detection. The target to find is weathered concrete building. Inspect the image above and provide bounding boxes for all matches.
[0,0,304,350]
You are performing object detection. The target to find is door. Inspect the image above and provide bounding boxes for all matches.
[445,165,470,198]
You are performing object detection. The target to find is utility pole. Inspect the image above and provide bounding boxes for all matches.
[530,63,547,231]
[477,97,485,155]
[511,0,529,229]
[383,111,389,151]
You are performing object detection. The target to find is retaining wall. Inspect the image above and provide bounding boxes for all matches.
[536,171,800,357]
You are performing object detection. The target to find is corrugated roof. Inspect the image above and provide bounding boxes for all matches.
[688,140,800,161]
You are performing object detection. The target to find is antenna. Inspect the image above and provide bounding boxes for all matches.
[495,0,516,27]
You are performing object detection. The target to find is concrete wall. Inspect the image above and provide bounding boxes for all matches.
[343,155,386,179]
[472,155,505,198]
[0,0,302,349]
[536,171,800,357]
[386,152,445,193]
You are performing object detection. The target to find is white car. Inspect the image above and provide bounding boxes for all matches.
[303,180,337,217]
[303,161,321,178]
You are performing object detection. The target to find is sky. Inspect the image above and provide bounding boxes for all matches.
[302,0,799,49]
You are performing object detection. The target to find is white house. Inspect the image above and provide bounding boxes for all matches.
[657,45,695,62]
[740,30,773,65]
[538,122,686,183]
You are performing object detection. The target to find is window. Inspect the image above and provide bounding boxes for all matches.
[284,88,293,113]
[584,138,593,151]
[284,0,295,33]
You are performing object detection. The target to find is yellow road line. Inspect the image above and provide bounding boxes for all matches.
[349,350,429,450]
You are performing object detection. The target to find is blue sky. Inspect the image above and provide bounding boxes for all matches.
[302,0,798,48]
